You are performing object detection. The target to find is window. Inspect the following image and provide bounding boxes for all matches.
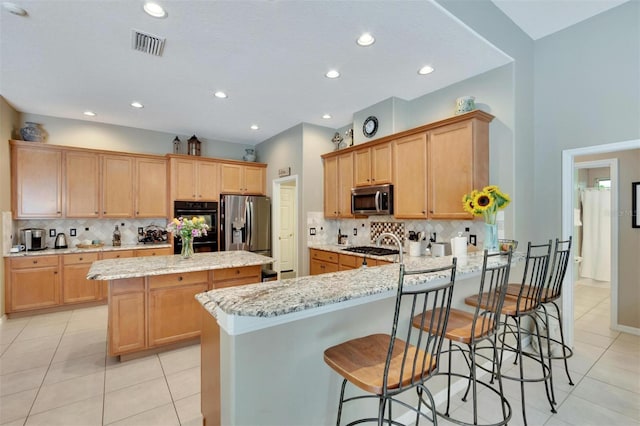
[595,178,611,189]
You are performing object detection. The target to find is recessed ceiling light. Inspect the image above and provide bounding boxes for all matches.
[250,124,259,130]
[2,2,27,16]
[214,91,228,99]
[83,111,97,117]
[322,114,332,119]
[325,70,340,79]
[130,101,144,108]
[356,33,375,47]
[418,65,435,75]
[143,2,167,18]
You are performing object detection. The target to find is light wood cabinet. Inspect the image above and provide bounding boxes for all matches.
[6,255,61,312]
[135,247,173,257]
[100,250,136,299]
[135,157,167,217]
[219,163,265,195]
[323,152,353,218]
[170,157,219,202]
[11,144,63,218]
[148,272,209,347]
[212,265,262,289]
[65,151,100,218]
[393,132,428,219]
[109,278,146,356]
[427,117,489,219]
[339,253,362,271]
[354,143,392,187]
[309,249,339,275]
[102,155,134,217]
[62,252,100,304]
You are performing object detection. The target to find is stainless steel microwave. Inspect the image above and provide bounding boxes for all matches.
[351,184,393,215]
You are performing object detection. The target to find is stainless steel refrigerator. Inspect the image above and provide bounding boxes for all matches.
[220,195,271,256]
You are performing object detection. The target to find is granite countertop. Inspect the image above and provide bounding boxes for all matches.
[4,243,172,258]
[196,250,525,319]
[87,251,274,280]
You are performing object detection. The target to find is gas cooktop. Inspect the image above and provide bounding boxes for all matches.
[342,246,400,256]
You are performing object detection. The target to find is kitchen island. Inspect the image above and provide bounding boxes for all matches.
[87,251,273,360]
[196,250,524,425]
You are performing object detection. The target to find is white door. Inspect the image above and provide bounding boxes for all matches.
[279,185,295,272]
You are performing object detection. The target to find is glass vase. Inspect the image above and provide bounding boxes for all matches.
[181,237,194,259]
[483,223,499,253]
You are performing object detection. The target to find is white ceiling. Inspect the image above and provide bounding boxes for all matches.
[0,1,627,146]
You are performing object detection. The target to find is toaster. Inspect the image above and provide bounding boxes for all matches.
[20,228,48,251]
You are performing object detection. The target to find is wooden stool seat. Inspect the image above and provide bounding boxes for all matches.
[324,334,436,395]
[413,308,498,345]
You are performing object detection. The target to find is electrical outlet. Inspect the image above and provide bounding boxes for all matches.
[49,229,56,237]
[353,228,357,236]
[85,227,89,231]
[70,228,76,237]
[309,227,316,236]
[121,223,125,227]
[470,234,477,246]
[138,227,144,235]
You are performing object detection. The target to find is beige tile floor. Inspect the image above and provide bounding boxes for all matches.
[0,279,638,426]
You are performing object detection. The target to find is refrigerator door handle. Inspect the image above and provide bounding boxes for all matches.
[245,198,252,249]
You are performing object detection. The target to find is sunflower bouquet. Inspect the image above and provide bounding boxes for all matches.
[462,185,511,224]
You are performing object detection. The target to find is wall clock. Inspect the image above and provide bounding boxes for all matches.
[362,116,378,138]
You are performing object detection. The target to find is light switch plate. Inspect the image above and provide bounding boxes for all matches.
[70,229,76,236]
[49,229,56,237]
[309,227,316,236]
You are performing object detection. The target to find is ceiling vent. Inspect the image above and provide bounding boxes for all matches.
[131,29,165,57]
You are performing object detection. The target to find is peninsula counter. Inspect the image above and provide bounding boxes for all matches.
[196,251,524,425]
[87,251,273,359]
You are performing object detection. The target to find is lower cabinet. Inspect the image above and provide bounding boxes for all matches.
[212,265,261,289]
[6,255,60,312]
[109,278,146,356]
[62,253,101,304]
[309,249,339,275]
[135,247,173,257]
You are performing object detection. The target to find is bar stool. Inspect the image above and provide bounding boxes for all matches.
[323,260,457,426]
[506,237,574,400]
[412,250,513,426]
[465,240,554,426]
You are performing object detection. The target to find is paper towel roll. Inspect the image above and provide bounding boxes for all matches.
[450,236,467,257]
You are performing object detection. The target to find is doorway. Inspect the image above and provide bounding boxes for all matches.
[272,175,299,280]
[561,139,640,345]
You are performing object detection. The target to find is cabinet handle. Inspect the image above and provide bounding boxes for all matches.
[79,257,83,261]
[94,211,98,214]
[430,210,434,213]
[103,211,106,214]
[193,194,196,198]
[136,211,139,215]
[178,276,183,281]
[236,269,240,274]
[33,260,38,264]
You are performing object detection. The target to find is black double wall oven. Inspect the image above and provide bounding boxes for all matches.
[173,201,218,254]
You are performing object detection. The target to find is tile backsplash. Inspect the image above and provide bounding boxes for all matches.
[307,212,505,248]
[8,217,168,249]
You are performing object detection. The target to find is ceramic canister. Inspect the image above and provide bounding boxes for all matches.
[455,96,475,115]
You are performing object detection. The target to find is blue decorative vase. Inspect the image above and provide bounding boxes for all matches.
[20,122,44,142]
[484,223,499,253]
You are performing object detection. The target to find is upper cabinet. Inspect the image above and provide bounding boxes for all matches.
[323,152,354,218]
[11,144,63,219]
[170,157,219,202]
[135,157,167,218]
[354,142,392,187]
[65,151,100,218]
[321,110,494,221]
[102,155,134,218]
[427,116,490,219]
[219,163,266,195]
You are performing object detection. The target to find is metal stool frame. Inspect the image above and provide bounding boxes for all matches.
[324,260,458,426]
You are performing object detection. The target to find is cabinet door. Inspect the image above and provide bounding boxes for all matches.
[428,120,482,219]
[197,161,219,200]
[65,151,100,218]
[219,163,243,194]
[135,247,173,257]
[172,158,197,200]
[148,282,208,347]
[371,143,392,184]
[12,146,63,218]
[102,155,134,217]
[136,158,167,217]
[243,165,265,194]
[393,133,428,219]
[109,291,146,355]
[309,259,338,275]
[323,156,338,218]
[63,263,100,304]
[354,148,372,187]
[337,152,354,218]
[9,265,60,312]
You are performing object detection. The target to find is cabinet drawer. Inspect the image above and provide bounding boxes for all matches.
[310,249,338,264]
[339,254,360,268]
[101,250,135,260]
[110,277,145,295]
[149,271,209,290]
[63,252,99,265]
[11,255,59,269]
[212,265,261,282]
[135,247,173,257]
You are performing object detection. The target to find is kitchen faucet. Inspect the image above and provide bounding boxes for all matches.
[375,232,403,265]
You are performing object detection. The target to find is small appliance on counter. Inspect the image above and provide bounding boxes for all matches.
[54,233,68,249]
[20,228,47,251]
